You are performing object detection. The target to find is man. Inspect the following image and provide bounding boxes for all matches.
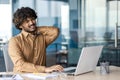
[8,7,63,73]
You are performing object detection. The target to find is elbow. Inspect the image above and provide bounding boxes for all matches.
[13,59,25,72]
[55,27,60,36]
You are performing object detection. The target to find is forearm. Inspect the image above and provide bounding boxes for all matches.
[38,26,60,45]
[14,60,45,73]
[9,50,45,73]
[38,26,59,36]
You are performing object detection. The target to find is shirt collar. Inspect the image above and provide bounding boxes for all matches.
[21,30,29,37]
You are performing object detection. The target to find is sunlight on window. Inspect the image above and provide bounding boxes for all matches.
[61,5,69,38]
[0,4,12,41]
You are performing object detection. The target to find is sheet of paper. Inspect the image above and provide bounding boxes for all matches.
[22,73,58,80]
[0,78,13,80]
[13,74,23,80]
[0,74,23,80]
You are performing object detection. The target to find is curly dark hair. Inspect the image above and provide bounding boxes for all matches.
[13,7,37,30]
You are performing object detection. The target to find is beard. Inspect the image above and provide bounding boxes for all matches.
[22,23,37,34]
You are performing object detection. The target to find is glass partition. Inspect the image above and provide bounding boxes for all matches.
[79,0,107,47]
[78,0,120,66]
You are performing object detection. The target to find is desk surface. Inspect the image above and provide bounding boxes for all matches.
[0,66,120,80]
[65,66,120,80]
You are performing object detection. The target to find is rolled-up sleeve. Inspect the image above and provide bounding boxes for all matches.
[8,38,45,73]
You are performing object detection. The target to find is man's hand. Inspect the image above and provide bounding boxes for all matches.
[45,65,63,73]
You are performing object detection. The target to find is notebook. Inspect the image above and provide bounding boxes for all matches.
[63,45,103,76]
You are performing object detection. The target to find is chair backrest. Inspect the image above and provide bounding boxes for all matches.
[103,32,112,40]
[2,44,13,72]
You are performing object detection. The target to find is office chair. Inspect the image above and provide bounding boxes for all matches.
[2,44,13,72]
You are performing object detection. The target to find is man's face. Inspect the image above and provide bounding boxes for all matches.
[20,18,37,33]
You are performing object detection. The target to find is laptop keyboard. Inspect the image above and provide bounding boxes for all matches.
[64,69,76,73]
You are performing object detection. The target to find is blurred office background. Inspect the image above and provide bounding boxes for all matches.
[0,0,120,71]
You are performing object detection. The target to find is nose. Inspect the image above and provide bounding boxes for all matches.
[29,20,34,25]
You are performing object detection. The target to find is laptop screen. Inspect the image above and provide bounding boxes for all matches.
[64,45,103,76]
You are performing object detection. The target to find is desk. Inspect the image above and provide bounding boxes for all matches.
[0,66,120,80]
[65,66,120,80]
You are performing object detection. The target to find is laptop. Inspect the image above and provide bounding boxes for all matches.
[63,45,103,76]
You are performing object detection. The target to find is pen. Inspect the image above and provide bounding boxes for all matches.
[12,74,16,79]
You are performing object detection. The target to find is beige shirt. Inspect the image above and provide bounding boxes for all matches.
[8,26,59,73]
